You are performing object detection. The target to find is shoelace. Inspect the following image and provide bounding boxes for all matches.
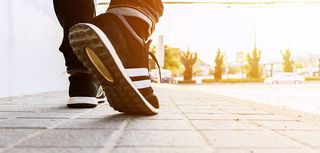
[145,40,162,81]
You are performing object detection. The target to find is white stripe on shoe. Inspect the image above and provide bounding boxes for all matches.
[133,80,152,89]
[68,97,98,105]
[82,23,158,113]
[126,68,149,77]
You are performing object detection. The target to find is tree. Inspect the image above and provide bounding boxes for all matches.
[214,48,225,81]
[180,48,197,81]
[149,45,183,76]
[281,48,294,72]
[246,47,261,79]
[163,46,183,76]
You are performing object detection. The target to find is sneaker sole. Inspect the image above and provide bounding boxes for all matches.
[68,23,158,115]
[67,97,98,108]
[97,96,107,103]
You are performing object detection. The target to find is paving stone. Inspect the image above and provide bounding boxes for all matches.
[197,98,226,101]
[178,106,226,114]
[216,148,319,153]
[225,109,273,115]
[0,119,7,122]
[117,130,206,147]
[0,112,37,119]
[112,147,212,153]
[0,105,38,112]
[191,120,260,130]
[0,129,40,147]
[131,113,184,120]
[202,130,304,148]
[44,106,91,113]
[3,86,320,152]
[91,103,112,111]
[254,121,320,130]
[76,108,122,119]
[156,97,176,106]
[6,148,102,153]
[40,91,68,98]
[57,117,127,129]
[185,114,237,120]
[178,105,216,110]
[238,114,297,121]
[127,120,190,130]
[18,129,116,147]
[20,98,67,105]
[201,100,236,106]
[16,112,80,119]
[158,106,181,114]
[0,118,65,129]
[279,131,320,147]
[158,101,176,106]
[173,100,210,106]
[182,109,226,114]
[213,105,254,110]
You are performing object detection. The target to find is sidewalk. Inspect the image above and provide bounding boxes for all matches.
[0,84,319,153]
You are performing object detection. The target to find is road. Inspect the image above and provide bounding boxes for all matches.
[181,82,320,115]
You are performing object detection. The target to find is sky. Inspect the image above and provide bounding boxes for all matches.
[97,2,320,65]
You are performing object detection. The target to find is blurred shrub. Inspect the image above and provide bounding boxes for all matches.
[202,78,264,83]
[305,77,320,81]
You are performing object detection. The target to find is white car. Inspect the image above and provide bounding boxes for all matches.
[150,69,174,83]
[264,73,305,84]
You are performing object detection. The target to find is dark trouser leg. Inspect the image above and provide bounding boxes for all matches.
[53,0,96,71]
[108,0,163,35]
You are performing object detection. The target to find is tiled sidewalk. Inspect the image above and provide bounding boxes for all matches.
[0,85,319,153]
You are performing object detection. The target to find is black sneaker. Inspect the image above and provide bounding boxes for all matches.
[67,71,106,108]
[68,9,159,115]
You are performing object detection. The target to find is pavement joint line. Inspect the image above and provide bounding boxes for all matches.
[0,111,36,113]
[98,116,132,153]
[213,146,305,149]
[244,119,299,121]
[169,96,217,153]
[249,120,317,149]
[202,92,320,125]
[114,146,212,148]
[16,117,70,119]
[187,91,319,150]
[122,129,192,131]
[14,146,104,149]
[184,112,225,115]
[198,91,320,150]
[199,98,236,115]
[188,119,240,121]
[0,116,23,123]
[273,129,320,131]
[197,129,262,131]
[0,104,105,153]
[0,127,47,130]
[198,98,244,122]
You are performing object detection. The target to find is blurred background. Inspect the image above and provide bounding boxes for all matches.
[1,0,320,107]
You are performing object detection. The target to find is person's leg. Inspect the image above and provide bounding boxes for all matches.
[68,0,163,115]
[53,0,106,108]
[108,0,163,37]
[53,0,96,71]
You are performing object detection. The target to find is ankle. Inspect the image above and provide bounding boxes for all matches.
[106,7,154,40]
[125,16,149,41]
